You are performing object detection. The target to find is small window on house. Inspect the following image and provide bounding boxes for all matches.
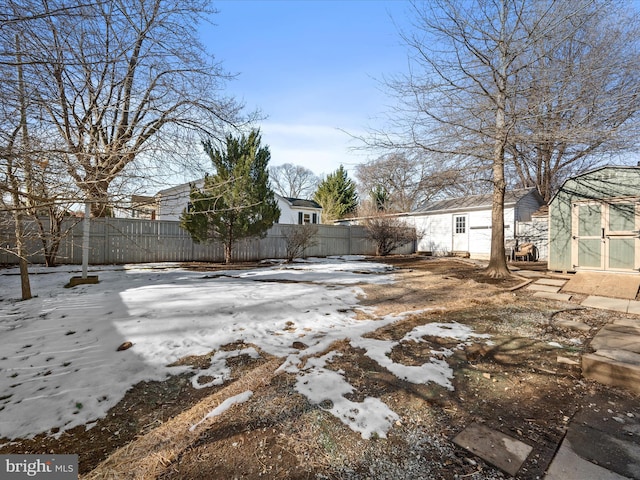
[455,216,466,234]
[312,213,318,224]
[298,212,303,224]
[303,213,311,224]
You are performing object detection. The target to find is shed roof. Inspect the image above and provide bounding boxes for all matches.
[411,188,540,215]
[548,165,640,205]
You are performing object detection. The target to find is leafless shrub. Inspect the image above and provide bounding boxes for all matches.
[362,213,417,257]
[282,224,319,262]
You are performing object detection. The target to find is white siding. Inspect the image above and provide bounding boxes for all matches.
[276,197,322,224]
[156,181,320,225]
[515,191,542,222]
[413,213,453,255]
[157,181,202,221]
[468,209,492,257]
[412,206,517,259]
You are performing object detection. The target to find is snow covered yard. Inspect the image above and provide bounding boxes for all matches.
[1,256,617,479]
[0,256,489,443]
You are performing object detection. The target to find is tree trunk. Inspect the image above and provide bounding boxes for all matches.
[485,163,509,278]
[485,0,511,279]
[224,242,232,264]
[12,211,32,300]
[85,179,112,217]
[12,33,32,299]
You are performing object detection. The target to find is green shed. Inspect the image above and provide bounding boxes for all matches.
[549,166,640,272]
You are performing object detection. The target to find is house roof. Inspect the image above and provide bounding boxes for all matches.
[131,195,156,206]
[155,179,323,210]
[279,197,322,209]
[411,188,541,215]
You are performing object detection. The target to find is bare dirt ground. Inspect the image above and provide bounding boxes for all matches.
[3,255,638,479]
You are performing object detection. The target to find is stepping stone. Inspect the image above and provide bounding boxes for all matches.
[581,296,630,314]
[527,284,561,293]
[590,326,640,353]
[533,291,573,302]
[582,352,640,394]
[553,319,592,332]
[535,278,568,287]
[453,423,533,476]
[606,322,640,335]
[613,317,640,329]
[513,270,544,278]
[628,300,640,316]
[545,439,630,480]
[594,348,640,366]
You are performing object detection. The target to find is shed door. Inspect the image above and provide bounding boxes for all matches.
[452,214,469,252]
[606,202,639,270]
[572,201,639,271]
[573,203,603,269]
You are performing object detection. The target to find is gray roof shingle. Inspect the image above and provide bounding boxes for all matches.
[412,188,539,214]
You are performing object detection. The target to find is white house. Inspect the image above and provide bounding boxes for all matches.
[155,179,322,224]
[276,197,322,224]
[407,188,544,259]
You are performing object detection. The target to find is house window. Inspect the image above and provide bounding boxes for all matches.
[455,215,466,234]
[298,212,312,224]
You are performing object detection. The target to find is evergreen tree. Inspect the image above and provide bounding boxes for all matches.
[370,185,390,211]
[181,130,280,264]
[313,165,358,222]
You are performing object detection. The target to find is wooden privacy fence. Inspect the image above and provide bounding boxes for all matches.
[0,217,415,265]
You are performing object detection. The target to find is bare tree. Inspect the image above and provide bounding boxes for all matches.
[269,163,319,199]
[355,152,478,212]
[6,0,246,217]
[0,42,79,301]
[507,3,640,202]
[1,33,34,299]
[369,0,637,277]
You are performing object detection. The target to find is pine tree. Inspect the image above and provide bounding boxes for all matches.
[371,185,390,211]
[180,130,280,264]
[313,165,358,222]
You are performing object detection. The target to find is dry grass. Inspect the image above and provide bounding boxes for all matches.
[82,358,282,480]
[8,256,636,479]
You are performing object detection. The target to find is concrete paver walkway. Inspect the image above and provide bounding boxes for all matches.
[520,271,640,479]
[582,296,640,315]
[545,393,640,480]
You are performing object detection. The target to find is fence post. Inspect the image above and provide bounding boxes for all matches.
[81,202,90,277]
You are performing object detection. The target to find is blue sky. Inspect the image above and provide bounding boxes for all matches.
[202,1,412,177]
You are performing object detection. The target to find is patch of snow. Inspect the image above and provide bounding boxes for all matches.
[351,321,488,391]
[295,352,399,439]
[189,390,253,432]
[353,336,455,390]
[191,348,260,389]
[0,257,490,441]
[404,322,492,343]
